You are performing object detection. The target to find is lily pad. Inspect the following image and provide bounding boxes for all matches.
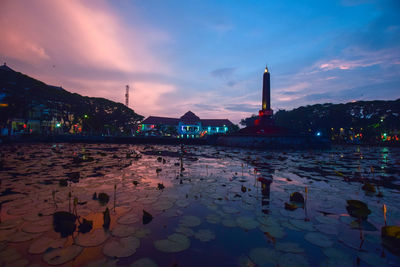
[103,236,140,258]
[9,231,41,243]
[221,218,237,227]
[194,229,215,242]
[130,258,158,267]
[314,224,339,235]
[43,245,83,265]
[248,247,280,266]
[153,201,174,211]
[22,220,51,233]
[175,226,194,237]
[236,217,260,230]
[304,232,333,248]
[346,200,371,220]
[134,228,151,238]
[322,247,351,260]
[28,236,66,254]
[320,258,353,267]
[154,233,190,253]
[222,206,239,214]
[0,219,22,230]
[357,252,388,267]
[180,215,201,227]
[75,228,109,247]
[289,219,314,231]
[87,258,118,267]
[112,225,136,237]
[206,214,221,224]
[279,253,309,267]
[275,242,304,253]
[118,213,140,225]
[259,225,286,239]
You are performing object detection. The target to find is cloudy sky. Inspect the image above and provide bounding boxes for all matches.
[1,0,399,124]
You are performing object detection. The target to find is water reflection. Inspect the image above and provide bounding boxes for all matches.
[0,144,399,266]
[259,176,272,214]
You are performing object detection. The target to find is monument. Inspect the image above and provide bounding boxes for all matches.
[217,66,330,149]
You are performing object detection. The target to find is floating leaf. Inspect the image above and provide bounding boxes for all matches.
[279,253,309,267]
[9,231,41,243]
[289,219,314,231]
[112,224,136,237]
[304,232,333,248]
[28,236,66,254]
[134,228,151,238]
[322,247,351,260]
[221,218,237,228]
[43,245,83,265]
[130,258,158,267]
[346,200,371,220]
[236,217,259,230]
[357,252,388,267]
[175,226,194,237]
[248,247,280,266]
[180,216,201,227]
[75,228,109,247]
[118,213,140,225]
[103,236,140,258]
[194,229,215,242]
[206,214,221,224]
[222,206,239,214]
[314,224,338,235]
[0,219,22,230]
[154,233,190,253]
[22,220,51,233]
[275,242,304,253]
[153,201,174,211]
[259,225,286,239]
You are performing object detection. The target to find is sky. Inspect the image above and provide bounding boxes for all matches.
[1,0,399,124]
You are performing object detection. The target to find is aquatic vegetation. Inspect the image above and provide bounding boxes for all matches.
[53,211,76,237]
[381,226,400,255]
[43,245,83,265]
[289,192,304,204]
[143,210,153,225]
[98,192,110,205]
[59,179,68,187]
[78,218,93,233]
[103,207,111,229]
[75,228,109,247]
[0,144,399,266]
[346,200,371,220]
[154,233,190,253]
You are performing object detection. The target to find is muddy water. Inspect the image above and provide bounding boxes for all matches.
[0,144,399,266]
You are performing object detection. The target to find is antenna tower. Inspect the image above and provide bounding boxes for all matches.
[125,85,129,106]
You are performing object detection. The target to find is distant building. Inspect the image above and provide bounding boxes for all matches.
[140,111,233,138]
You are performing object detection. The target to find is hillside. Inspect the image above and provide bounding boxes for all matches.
[0,64,143,135]
[241,99,400,143]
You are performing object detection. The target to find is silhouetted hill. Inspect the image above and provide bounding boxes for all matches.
[241,99,400,143]
[0,64,143,135]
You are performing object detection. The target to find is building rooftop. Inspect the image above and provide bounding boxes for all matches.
[141,111,233,127]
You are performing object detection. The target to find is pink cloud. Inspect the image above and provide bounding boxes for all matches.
[316,47,400,71]
[0,0,179,120]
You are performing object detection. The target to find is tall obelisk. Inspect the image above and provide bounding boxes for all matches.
[259,66,273,123]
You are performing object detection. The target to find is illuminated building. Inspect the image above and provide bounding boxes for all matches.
[140,111,233,138]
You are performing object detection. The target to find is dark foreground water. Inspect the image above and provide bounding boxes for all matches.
[0,144,399,266]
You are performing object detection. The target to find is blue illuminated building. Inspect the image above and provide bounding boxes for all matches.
[140,111,233,138]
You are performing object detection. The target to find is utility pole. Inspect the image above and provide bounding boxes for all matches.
[125,85,129,107]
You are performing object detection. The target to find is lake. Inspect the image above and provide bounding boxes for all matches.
[0,143,399,266]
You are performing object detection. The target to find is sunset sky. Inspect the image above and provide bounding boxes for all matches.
[1,0,399,124]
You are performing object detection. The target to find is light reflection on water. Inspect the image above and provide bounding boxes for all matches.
[0,143,399,266]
